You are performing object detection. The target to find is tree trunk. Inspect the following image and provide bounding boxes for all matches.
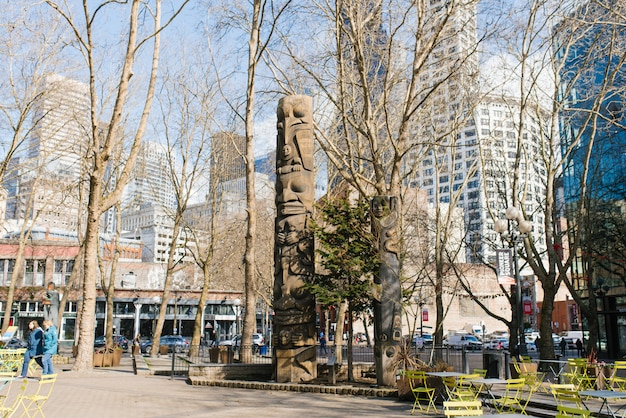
[347,306,354,382]
[240,0,261,364]
[73,190,102,371]
[334,301,347,364]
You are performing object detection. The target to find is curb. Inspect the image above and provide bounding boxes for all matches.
[188,377,398,397]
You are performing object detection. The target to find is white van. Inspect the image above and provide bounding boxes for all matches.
[444,334,482,350]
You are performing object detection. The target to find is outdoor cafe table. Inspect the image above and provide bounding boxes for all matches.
[579,389,626,418]
[536,359,569,383]
[468,377,509,410]
[425,371,466,401]
[468,378,509,400]
[425,371,466,378]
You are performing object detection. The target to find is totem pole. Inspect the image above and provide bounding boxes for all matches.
[274,95,317,383]
[371,195,402,387]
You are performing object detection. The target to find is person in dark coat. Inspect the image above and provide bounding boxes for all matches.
[559,337,567,357]
[576,338,584,357]
[18,320,44,378]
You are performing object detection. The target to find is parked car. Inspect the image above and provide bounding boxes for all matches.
[2,337,27,349]
[218,333,265,348]
[444,334,482,350]
[412,334,433,349]
[94,335,129,350]
[485,337,509,350]
[141,335,189,354]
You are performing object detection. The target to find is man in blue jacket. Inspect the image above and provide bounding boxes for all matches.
[18,320,44,378]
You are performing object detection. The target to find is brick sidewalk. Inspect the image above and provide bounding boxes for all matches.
[34,354,412,417]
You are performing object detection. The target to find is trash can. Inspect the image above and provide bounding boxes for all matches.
[219,346,233,364]
[209,347,219,363]
[259,345,267,356]
[483,352,500,378]
[159,345,169,355]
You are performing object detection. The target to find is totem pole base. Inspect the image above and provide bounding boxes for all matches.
[375,343,400,387]
[275,346,317,383]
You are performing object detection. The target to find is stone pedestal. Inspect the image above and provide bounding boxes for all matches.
[275,346,317,383]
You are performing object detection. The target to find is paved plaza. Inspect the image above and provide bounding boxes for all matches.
[39,354,412,417]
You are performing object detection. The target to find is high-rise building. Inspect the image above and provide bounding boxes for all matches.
[27,74,90,179]
[4,75,89,231]
[555,0,626,358]
[211,132,246,197]
[412,1,547,263]
[556,1,626,204]
[122,141,177,210]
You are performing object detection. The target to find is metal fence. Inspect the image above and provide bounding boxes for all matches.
[170,344,487,378]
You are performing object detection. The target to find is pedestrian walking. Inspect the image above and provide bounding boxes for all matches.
[319,332,327,355]
[18,320,44,378]
[42,319,58,375]
[559,337,567,357]
[576,338,584,357]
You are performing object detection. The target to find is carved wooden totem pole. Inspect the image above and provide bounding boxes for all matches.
[371,196,402,387]
[274,95,317,383]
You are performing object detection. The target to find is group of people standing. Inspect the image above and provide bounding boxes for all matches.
[15,282,59,378]
[17,319,58,378]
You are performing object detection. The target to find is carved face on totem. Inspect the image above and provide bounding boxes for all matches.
[372,196,390,218]
[276,96,314,217]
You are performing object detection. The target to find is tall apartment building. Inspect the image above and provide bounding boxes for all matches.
[27,74,90,179]
[413,1,547,263]
[122,141,177,210]
[211,132,246,196]
[4,75,89,231]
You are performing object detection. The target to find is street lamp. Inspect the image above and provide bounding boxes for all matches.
[151,296,160,337]
[233,298,241,337]
[413,293,426,337]
[494,206,532,356]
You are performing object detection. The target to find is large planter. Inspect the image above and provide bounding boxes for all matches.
[219,347,233,364]
[112,349,123,366]
[102,352,114,367]
[93,352,104,367]
[209,347,219,363]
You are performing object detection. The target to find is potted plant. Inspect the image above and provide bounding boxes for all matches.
[93,348,105,367]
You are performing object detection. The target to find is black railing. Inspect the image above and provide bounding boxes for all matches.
[171,344,480,378]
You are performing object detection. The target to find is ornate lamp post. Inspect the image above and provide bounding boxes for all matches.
[233,298,241,337]
[413,293,426,337]
[494,206,532,356]
[151,296,160,337]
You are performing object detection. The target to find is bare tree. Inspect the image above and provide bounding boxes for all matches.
[148,44,219,356]
[204,0,292,363]
[46,0,189,371]
[269,0,496,353]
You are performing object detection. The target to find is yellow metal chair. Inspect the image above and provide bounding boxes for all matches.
[403,370,437,414]
[565,358,595,391]
[472,369,487,378]
[555,405,591,418]
[26,358,41,377]
[0,372,16,409]
[608,360,626,391]
[455,374,482,401]
[0,378,28,418]
[18,373,56,418]
[443,400,483,417]
[442,376,459,400]
[520,369,547,393]
[492,378,526,414]
[550,383,582,407]
[0,350,24,374]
